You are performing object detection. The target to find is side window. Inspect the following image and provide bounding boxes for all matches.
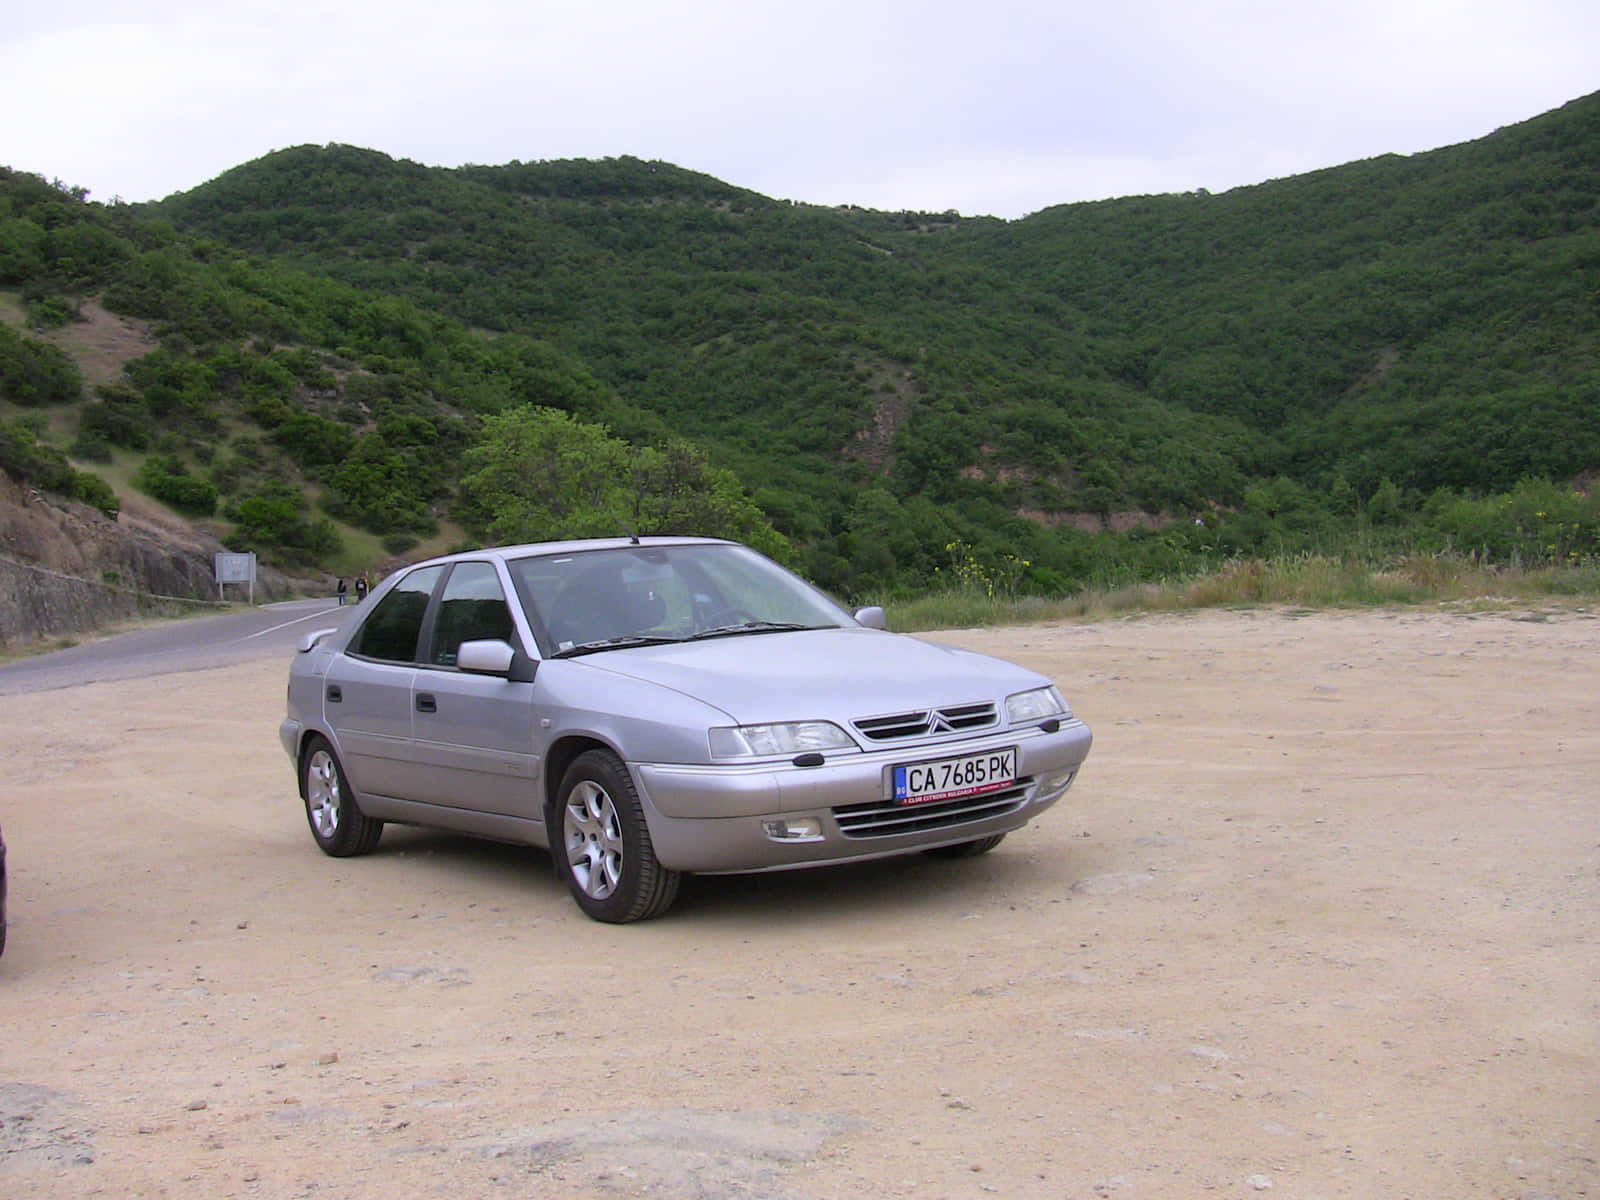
[349,565,444,663]
[429,561,515,666]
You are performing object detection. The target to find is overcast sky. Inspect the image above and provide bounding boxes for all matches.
[4,1,1597,219]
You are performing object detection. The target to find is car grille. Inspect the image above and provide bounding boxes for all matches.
[852,702,998,742]
[833,782,1030,839]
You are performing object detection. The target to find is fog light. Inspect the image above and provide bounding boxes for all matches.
[1033,769,1078,803]
[762,817,823,843]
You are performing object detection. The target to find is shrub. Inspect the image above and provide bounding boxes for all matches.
[0,415,119,516]
[69,431,113,462]
[0,325,84,405]
[226,487,342,563]
[72,471,120,518]
[136,454,218,516]
[81,384,156,449]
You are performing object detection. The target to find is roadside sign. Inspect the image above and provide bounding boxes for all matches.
[214,552,257,603]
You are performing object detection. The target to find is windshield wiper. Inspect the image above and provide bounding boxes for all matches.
[687,621,822,641]
[551,634,683,659]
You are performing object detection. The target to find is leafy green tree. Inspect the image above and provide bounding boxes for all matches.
[457,408,649,542]
[457,407,786,552]
[628,439,789,559]
[0,216,46,282]
[1367,478,1407,525]
[322,434,436,535]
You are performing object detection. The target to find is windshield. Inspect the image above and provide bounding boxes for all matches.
[506,543,855,654]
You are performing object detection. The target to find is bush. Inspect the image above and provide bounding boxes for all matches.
[0,416,118,516]
[24,294,80,330]
[80,385,156,449]
[0,414,73,489]
[136,454,218,516]
[270,412,355,468]
[1426,478,1600,565]
[71,471,120,518]
[226,487,341,563]
[69,431,113,462]
[0,325,84,405]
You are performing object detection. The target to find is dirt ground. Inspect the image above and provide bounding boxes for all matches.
[1,608,1595,1199]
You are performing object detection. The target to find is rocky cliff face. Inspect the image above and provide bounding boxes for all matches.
[0,473,292,649]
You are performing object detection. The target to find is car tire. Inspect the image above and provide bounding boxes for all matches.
[923,833,1006,859]
[556,749,680,923]
[301,736,383,857]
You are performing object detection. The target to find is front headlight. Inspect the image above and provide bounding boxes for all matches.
[1006,685,1069,724]
[709,721,857,759]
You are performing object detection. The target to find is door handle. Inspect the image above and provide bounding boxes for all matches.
[326,684,342,703]
[415,693,437,714]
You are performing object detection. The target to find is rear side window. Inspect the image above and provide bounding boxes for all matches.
[349,566,444,663]
[430,562,515,666]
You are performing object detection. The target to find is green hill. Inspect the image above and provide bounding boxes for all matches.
[2,92,1598,601]
[956,92,1600,496]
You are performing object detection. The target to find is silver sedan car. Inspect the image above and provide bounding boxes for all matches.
[280,537,1092,922]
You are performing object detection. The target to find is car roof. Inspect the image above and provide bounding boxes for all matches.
[404,536,736,572]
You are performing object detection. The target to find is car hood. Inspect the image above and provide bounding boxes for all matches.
[577,627,1048,724]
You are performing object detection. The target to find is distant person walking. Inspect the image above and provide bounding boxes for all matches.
[336,577,348,606]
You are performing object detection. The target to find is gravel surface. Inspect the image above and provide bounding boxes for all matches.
[1,608,1595,1199]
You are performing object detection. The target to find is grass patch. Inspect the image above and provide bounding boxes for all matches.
[880,554,1600,632]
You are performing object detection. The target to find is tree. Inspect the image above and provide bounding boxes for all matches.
[456,407,787,554]
[457,408,635,542]
[628,439,789,559]
[322,434,436,535]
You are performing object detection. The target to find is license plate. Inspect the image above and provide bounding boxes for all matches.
[893,747,1017,806]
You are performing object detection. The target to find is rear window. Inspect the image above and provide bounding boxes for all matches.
[349,566,443,663]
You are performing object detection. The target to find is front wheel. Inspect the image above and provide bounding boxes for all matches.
[301,736,383,857]
[556,749,680,923]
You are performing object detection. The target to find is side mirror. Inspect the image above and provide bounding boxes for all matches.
[456,639,516,675]
[456,640,540,683]
[853,606,887,630]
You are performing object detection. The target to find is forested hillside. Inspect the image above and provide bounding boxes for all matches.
[144,145,1273,534]
[2,91,1597,603]
[954,92,1600,497]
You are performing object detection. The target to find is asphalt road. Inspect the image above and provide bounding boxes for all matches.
[0,598,350,695]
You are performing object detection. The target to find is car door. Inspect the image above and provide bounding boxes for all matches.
[322,564,443,801]
[405,560,543,819]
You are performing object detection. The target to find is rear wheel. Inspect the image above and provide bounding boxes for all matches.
[923,833,1006,859]
[556,749,680,923]
[301,736,383,857]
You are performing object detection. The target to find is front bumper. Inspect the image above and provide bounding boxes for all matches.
[631,717,1091,874]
